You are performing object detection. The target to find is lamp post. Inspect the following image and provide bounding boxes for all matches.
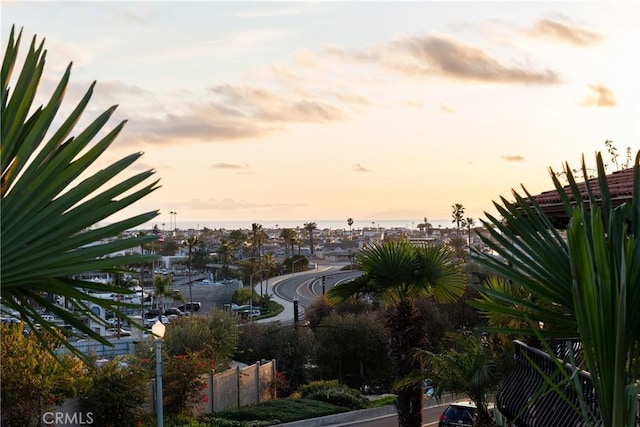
[152,320,166,427]
[249,269,265,322]
[291,258,305,279]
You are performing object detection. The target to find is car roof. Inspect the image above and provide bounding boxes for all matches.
[449,401,477,409]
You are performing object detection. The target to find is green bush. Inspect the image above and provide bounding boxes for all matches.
[298,380,370,410]
[82,358,148,427]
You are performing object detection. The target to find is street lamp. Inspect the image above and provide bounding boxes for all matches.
[249,269,265,322]
[291,258,305,278]
[152,320,166,427]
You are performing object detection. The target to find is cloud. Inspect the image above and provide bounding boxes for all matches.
[211,84,346,123]
[185,197,305,212]
[390,34,560,84]
[580,84,616,107]
[439,103,454,113]
[527,18,603,46]
[211,162,251,170]
[352,163,371,172]
[502,155,525,162]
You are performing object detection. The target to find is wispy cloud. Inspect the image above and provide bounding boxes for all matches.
[580,83,616,107]
[390,34,560,84]
[527,18,603,46]
[211,162,251,170]
[352,163,371,173]
[439,103,454,113]
[185,197,305,212]
[502,155,525,162]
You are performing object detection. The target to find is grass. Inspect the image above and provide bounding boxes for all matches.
[211,398,349,424]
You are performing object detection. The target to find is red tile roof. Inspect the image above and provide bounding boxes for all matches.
[530,167,635,228]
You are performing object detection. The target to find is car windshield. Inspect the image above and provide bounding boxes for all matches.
[445,406,474,422]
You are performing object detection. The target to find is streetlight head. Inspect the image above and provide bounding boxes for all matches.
[151,320,166,339]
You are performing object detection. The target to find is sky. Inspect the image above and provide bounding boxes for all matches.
[3,1,639,230]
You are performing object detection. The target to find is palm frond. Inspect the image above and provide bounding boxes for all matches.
[1,25,160,360]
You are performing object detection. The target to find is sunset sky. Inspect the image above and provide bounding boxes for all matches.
[3,1,639,230]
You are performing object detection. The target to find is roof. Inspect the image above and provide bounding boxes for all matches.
[530,167,635,228]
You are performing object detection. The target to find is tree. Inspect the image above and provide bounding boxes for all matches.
[280,228,296,257]
[184,235,199,314]
[465,217,475,246]
[304,222,317,255]
[313,313,392,391]
[1,323,90,425]
[1,26,160,356]
[451,203,465,240]
[162,310,239,372]
[326,241,466,427]
[81,357,148,427]
[472,152,640,427]
[238,322,316,394]
[347,218,354,239]
[423,331,511,426]
[152,274,177,317]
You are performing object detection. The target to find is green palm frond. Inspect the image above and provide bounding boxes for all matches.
[471,151,640,427]
[327,240,465,305]
[1,25,160,358]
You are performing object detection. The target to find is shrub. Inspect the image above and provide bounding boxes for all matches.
[82,357,148,427]
[298,380,370,410]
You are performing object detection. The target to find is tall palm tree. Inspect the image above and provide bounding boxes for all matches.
[304,222,317,255]
[184,235,199,314]
[347,218,354,240]
[152,275,178,319]
[280,228,296,257]
[451,203,465,240]
[472,152,640,427]
[465,217,475,246]
[1,26,160,357]
[327,241,466,427]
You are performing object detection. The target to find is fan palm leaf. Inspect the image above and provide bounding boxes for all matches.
[1,26,160,358]
[471,151,639,427]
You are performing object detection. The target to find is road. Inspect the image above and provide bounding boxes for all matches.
[319,399,454,427]
[272,266,363,307]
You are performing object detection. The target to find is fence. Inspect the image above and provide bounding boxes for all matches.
[45,360,276,426]
[150,359,277,414]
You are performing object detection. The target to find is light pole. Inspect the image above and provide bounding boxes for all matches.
[152,320,166,427]
[249,269,265,322]
[291,258,305,279]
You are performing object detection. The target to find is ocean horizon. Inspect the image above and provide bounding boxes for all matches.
[134,218,457,232]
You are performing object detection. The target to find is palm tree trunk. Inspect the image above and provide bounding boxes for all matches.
[387,300,426,427]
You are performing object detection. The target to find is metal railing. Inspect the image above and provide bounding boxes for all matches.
[496,340,601,426]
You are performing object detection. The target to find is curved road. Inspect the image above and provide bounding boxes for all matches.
[272,266,363,309]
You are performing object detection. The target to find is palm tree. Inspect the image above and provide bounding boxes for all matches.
[152,275,179,319]
[451,203,465,240]
[184,236,199,314]
[472,152,640,427]
[347,218,354,240]
[465,217,475,246]
[280,228,296,257]
[423,331,510,426]
[304,222,317,255]
[327,241,466,427]
[1,26,160,357]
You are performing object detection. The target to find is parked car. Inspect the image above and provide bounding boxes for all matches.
[177,302,201,312]
[438,402,476,427]
[106,328,131,337]
[164,307,184,320]
[143,315,169,328]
